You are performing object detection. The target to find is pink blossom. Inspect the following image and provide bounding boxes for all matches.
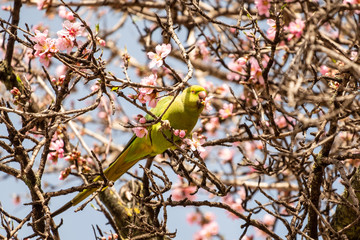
[137,73,160,107]
[183,133,206,153]
[51,75,65,88]
[174,129,187,138]
[203,212,216,223]
[135,114,147,124]
[30,29,49,44]
[194,40,210,61]
[97,37,106,47]
[204,117,220,135]
[201,80,214,92]
[339,131,353,141]
[58,6,75,21]
[37,0,50,10]
[285,19,305,40]
[60,20,84,41]
[59,167,71,180]
[139,73,157,94]
[267,19,276,40]
[138,91,159,108]
[255,0,271,17]
[222,194,244,219]
[195,221,219,240]
[203,96,213,112]
[55,64,67,77]
[319,65,329,75]
[64,150,87,166]
[227,57,247,81]
[215,84,230,97]
[172,185,197,201]
[186,211,202,225]
[56,21,85,53]
[243,141,259,160]
[133,127,148,138]
[56,33,74,53]
[31,30,58,67]
[147,93,159,107]
[343,0,360,4]
[249,57,262,84]
[32,23,48,33]
[48,139,65,163]
[147,43,171,68]
[91,83,100,92]
[10,87,21,96]
[219,103,233,119]
[350,51,358,60]
[12,194,21,205]
[218,148,235,163]
[262,214,276,226]
[98,111,107,119]
[242,235,254,240]
[275,115,294,129]
[2,5,11,11]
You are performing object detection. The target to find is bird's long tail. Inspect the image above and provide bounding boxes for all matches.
[51,146,137,217]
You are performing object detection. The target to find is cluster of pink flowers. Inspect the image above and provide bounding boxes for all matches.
[147,43,171,69]
[227,56,269,84]
[132,43,172,107]
[187,211,219,240]
[30,20,85,67]
[48,138,65,164]
[59,150,90,180]
[173,129,187,138]
[51,75,65,88]
[132,114,148,138]
[137,73,159,108]
[285,19,305,40]
[183,132,206,153]
[227,57,247,81]
[319,65,339,77]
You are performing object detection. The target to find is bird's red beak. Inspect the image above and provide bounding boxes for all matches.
[198,91,207,105]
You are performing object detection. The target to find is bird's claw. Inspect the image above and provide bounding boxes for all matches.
[161,120,171,130]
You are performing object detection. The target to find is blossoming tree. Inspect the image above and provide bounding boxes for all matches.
[1,0,360,239]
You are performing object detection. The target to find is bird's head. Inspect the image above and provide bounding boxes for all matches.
[181,85,207,111]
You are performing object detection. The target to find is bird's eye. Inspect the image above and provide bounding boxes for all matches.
[191,90,195,94]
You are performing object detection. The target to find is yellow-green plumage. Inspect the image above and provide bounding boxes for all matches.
[52,85,206,216]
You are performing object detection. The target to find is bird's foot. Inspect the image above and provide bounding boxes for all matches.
[160,120,171,130]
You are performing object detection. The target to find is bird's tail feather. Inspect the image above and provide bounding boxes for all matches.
[51,145,135,217]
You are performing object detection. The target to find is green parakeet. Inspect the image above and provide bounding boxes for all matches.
[52,85,206,216]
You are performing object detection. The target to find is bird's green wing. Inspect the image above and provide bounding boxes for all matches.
[146,95,173,121]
